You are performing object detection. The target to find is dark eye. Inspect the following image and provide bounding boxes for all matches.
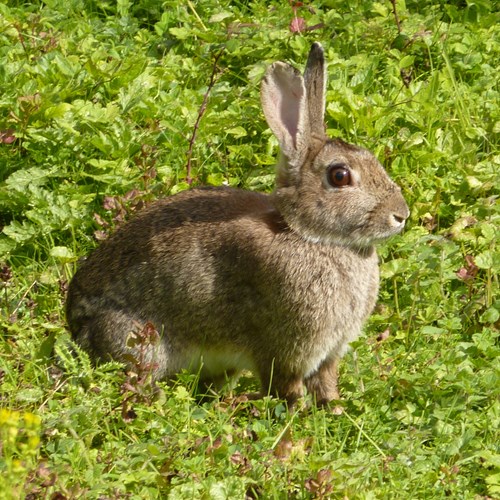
[326,164,351,187]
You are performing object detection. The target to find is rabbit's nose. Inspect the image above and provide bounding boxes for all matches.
[392,203,410,226]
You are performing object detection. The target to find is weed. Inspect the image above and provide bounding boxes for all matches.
[0,0,498,497]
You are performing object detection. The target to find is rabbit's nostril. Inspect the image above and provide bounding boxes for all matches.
[393,214,405,224]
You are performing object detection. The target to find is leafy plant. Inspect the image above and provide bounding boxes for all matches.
[0,0,498,497]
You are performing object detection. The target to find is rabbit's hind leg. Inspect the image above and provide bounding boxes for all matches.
[70,303,170,379]
[258,362,305,407]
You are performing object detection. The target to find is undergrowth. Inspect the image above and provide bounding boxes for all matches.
[0,0,498,498]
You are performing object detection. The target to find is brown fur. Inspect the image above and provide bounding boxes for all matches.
[66,43,409,406]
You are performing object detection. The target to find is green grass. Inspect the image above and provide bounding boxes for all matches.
[1,0,499,498]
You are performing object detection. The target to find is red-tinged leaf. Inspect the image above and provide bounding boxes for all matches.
[317,468,332,484]
[0,129,16,144]
[230,451,252,473]
[465,254,476,267]
[273,434,293,460]
[207,436,223,453]
[290,17,306,33]
[305,468,333,495]
[377,328,391,342]
[103,196,118,210]
[93,212,109,227]
[122,406,137,422]
[50,493,67,500]
[304,478,320,493]
[0,265,12,283]
[456,255,479,281]
[123,189,141,201]
[36,462,56,487]
[113,212,126,223]
[122,382,137,393]
[230,451,245,465]
[94,230,108,241]
[141,362,159,372]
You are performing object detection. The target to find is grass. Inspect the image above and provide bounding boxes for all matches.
[1,0,499,498]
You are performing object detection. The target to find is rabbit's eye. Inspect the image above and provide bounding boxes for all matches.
[327,164,351,187]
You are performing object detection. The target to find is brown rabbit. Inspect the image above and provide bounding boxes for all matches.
[66,43,409,406]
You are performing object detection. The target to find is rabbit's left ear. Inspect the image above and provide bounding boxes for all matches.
[304,42,326,137]
[261,61,309,164]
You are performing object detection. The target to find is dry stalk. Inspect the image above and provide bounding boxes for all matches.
[185,49,224,184]
[390,0,402,34]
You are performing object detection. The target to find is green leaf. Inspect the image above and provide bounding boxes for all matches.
[399,55,415,69]
[226,126,247,138]
[371,2,389,16]
[480,307,499,324]
[475,251,493,269]
[0,235,16,255]
[479,450,500,468]
[53,53,80,77]
[50,246,76,262]
[209,11,233,23]
[45,102,73,119]
[380,258,409,278]
[34,330,58,364]
[169,27,191,40]
[392,34,410,50]
[2,221,38,243]
[5,167,49,190]
[420,326,447,336]
[16,388,45,403]
[480,222,497,240]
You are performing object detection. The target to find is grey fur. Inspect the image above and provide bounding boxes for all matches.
[66,43,409,405]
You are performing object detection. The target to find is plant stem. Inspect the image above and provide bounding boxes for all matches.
[390,0,402,34]
[185,49,224,185]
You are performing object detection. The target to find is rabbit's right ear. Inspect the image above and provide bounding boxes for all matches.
[304,42,326,138]
[261,62,310,169]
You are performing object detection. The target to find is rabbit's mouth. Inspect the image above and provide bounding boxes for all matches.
[292,219,407,250]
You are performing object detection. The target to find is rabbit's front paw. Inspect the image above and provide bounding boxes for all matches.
[304,357,340,406]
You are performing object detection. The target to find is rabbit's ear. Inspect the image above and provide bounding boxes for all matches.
[304,42,326,137]
[261,61,310,165]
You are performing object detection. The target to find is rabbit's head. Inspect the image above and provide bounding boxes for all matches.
[261,43,409,249]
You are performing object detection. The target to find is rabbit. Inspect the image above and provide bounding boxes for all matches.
[66,42,409,406]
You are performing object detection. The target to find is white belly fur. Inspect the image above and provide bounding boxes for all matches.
[178,346,256,379]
